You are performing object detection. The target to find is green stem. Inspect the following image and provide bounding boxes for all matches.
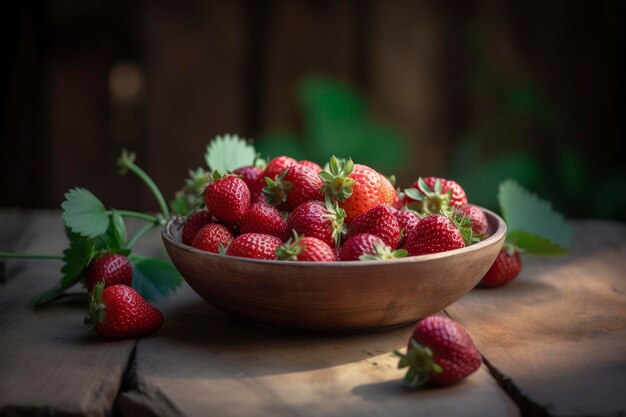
[126,223,158,249]
[120,153,170,219]
[0,252,63,260]
[111,210,159,223]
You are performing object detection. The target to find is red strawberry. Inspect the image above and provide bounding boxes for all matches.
[182,210,214,245]
[85,283,163,339]
[204,172,251,226]
[346,205,401,249]
[456,204,488,236]
[380,174,399,207]
[395,209,421,246]
[404,177,468,215]
[84,254,132,292]
[395,316,482,388]
[339,233,407,261]
[191,223,233,253]
[239,201,287,239]
[320,157,387,221]
[226,233,282,260]
[286,200,346,247]
[276,232,336,262]
[404,215,465,256]
[299,160,323,173]
[263,164,324,211]
[263,156,298,181]
[479,246,522,288]
[233,165,264,201]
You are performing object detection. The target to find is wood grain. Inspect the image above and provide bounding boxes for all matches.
[0,211,136,417]
[447,221,626,417]
[117,284,518,417]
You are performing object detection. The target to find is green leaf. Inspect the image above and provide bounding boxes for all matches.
[205,134,256,173]
[129,255,183,301]
[95,210,127,250]
[61,188,110,238]
[498,180,572,255]
[35,231,95,307]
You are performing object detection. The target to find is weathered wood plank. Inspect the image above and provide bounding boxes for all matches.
[447,221,626,417]
[0,211,136,417]
[117,285,518,417]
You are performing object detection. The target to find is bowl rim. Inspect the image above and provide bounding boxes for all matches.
[162,206,506,267]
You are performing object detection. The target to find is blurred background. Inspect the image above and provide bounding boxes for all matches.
[1,0,624,219]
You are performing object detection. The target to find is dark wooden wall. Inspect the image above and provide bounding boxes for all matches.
[1,0,623,214]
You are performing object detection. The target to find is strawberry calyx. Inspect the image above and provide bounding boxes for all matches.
[276,231,306,261]
[84,281,106,330]
[359,242,408,261]
[323,197,347,247]
[393,339,443,389]
[503,242,521,256]
[404,178,452,215]
[262,168,293,206]
[445,210,475,246]
[319,156,356,203]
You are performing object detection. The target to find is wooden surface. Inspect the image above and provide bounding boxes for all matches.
[0,210,624,417]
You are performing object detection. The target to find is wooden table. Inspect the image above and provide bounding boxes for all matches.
[1,210,624,417]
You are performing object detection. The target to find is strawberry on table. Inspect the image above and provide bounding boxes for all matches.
[204,172,251,226]
[404,177,468,215]
[239,201,287,239]
[263,164,324,211]
[191,223,234,254]
[395,316,482,388]
[276,232,336,262]
[84,253,132,292]
[339,233,407,261]
[286,199,346,248]
[403,214,465,256]
[263,156,298,181]
[85,283,164,339]
[226,233,283,260]
[346,204,401,249]
[182,210,214,246]
[479,245,522,288]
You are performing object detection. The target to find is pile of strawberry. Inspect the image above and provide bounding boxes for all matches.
[182,155,514,284]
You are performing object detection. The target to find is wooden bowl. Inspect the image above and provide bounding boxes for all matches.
[162,208,506,332]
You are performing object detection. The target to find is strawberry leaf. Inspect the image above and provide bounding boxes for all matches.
[96,210,127,250]
[498,180,572,255]
[61,188,110,238]
[205,134,256,173]
[34,230,95,307]
[129,255,183,301]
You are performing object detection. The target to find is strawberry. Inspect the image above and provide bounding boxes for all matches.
[263,156,298,181]
[339,233,407,261]
[286,199,346,247]
[233,165,264,202]
[395,316,482,388]
[403,215,465,256]
[85,283,164,339]
[204,172,251,226]
[84,253,132,292]
[380,174,399,207]
[226,233,282,260]
[346,205,401,249]
[320,157,390,221]
[191,223,233,253]
[181,210,214,245]
[395,209,421,246]
[263,164,324,211]
[299,160,323,173]
[404,177,468,215]
[456,204,488,236]
[276,232,336,262]
[239,201,287,239]
[479,245,522,288]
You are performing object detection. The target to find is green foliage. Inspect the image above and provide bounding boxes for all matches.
[205,134,256,173]
[129,255,183,301]
[498,180,572,255]
[257,75,409,176]
[61,188,110,238]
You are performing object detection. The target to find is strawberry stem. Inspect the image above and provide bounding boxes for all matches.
[111,210,160,224]
[118,150,170,219]
[0,252,63,260]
